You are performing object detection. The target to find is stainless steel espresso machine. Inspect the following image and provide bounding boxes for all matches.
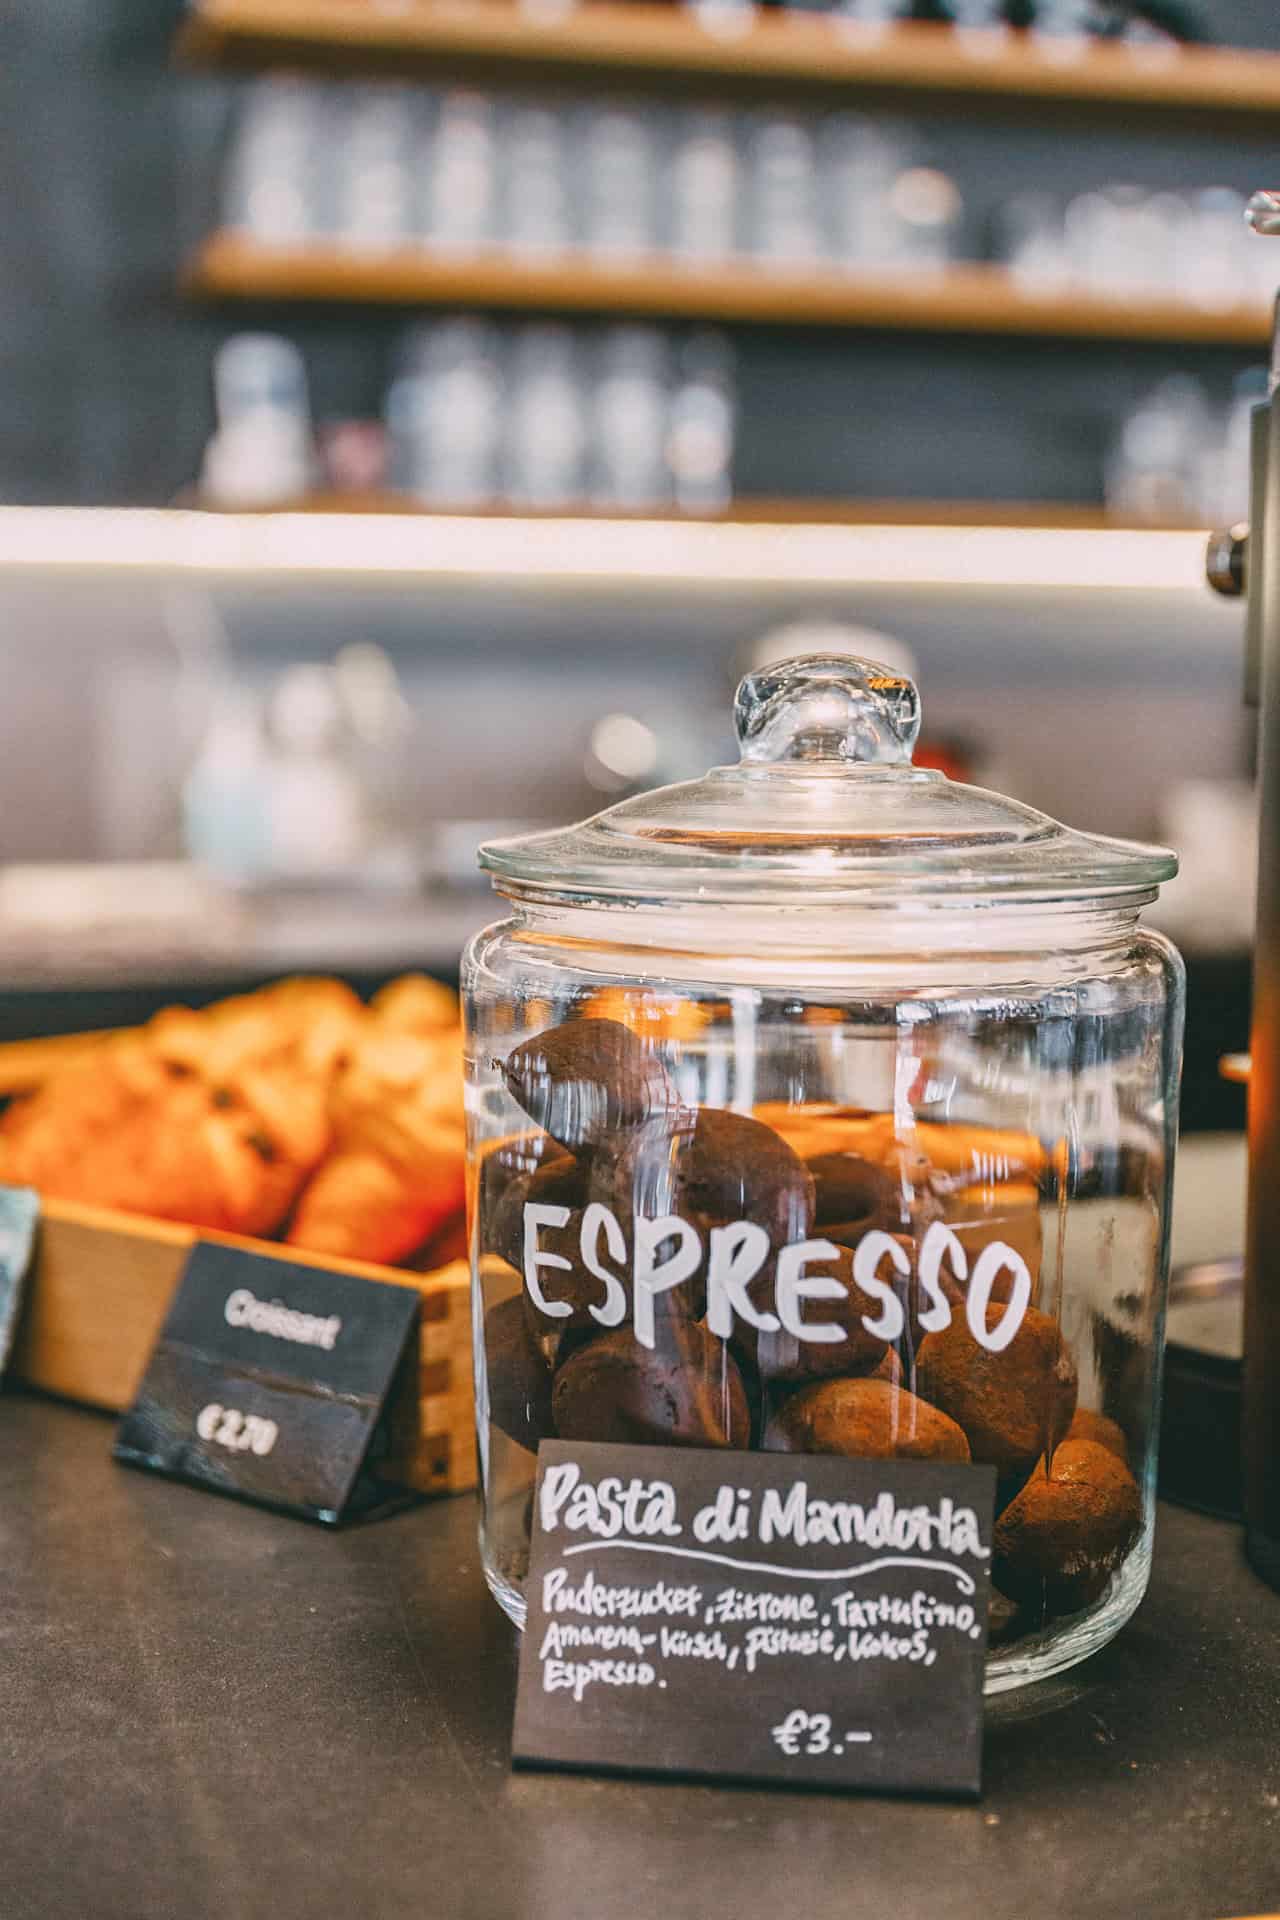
[1205,188,1280,1591]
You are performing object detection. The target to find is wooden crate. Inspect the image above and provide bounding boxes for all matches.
[8,1195,476,1497]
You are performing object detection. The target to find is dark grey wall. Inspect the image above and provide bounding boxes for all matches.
[2,0,1280,507]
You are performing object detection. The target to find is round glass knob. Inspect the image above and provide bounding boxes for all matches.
[734,653,922,767]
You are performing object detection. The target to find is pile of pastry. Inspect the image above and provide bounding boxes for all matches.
[0,975,464,1268]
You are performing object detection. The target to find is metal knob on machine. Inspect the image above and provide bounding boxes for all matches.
[1206,524,1248,599]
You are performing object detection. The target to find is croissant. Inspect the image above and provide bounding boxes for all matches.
[0,1037,330,1237]
[286,1022,465,1265]
[147,976,367,1083]
[370,973,460,1035]
[285,1126,465,1267]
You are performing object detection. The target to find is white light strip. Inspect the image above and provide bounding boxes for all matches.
[0,507,1213,592]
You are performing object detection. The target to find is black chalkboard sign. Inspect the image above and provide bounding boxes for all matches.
[0,1185,39,1376]
[513,1441,996,1797]
[114,1241,422,1525]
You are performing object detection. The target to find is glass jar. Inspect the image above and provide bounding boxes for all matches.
[462,656,1184,1692]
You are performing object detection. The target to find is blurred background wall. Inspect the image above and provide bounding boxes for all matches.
[0,0,1271,1130]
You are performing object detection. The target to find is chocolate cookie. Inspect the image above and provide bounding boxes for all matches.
[602,1104,815,1272]
[551,1321,751,1449]
[1066,1407,1129,1462]
[806,1148,889,1243]
[755,1240,896,1385]
[491,1152,588,1274]
[483,1295,555,1454]
[762,1376,971,1462]
[993,1438,1142,1615]
[501,1017,677,1153]
[915,1304,1078,1480]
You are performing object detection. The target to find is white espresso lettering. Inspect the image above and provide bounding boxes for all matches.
[967,1244,1033,1352]
[852,1232,908,1342]
[705,1221,777,1339]
[580,1202,628,1328]
[632,1215,702,1350]
[916,1221,960,1334]
[518,1200,1033,1355]
[524,1202,573,1319]
[774,1239,847,1343]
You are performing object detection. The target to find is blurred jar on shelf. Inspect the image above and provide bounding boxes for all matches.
[682,0,758,40]
[420,90,498,254]
[503,325,587,509]
[1174,187,1252,311]
[666,330,736,514]
[1031,0,1097,58]
[224,77,333,244]
[947,0,1010,46]
[182,687,274,882]
[669,108,739,265]
[889,165,963,274]
[590,327,672,510]
[995,192,1069,291]
[182,655,405,886]
[200,333,316,508]
[580,107,659,260]
[747,113,822,266]
[386,317,504,508]
[499,102,574,258]
[823,116,917,271]
[334,85,418,253]
[1064,185,1181,300]
[834,0,908,41]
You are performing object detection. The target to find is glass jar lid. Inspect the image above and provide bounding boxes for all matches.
[479,655,1177,908]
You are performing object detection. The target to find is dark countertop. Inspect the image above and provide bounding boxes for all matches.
[3,1393,1278,1920]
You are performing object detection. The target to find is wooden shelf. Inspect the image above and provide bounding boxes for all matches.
[178,0,1280,122]
[187,233,1272,347]
[249,492,1196,531]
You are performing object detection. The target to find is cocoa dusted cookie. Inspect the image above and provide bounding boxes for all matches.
[993,1438,1143,1615]
[756,1240,895,1385]
[501,1017,677,1154]
[806,1148,890,1243]
[1066,1407,1129,1462]
[551,1320,751,1449]
[915,1303,1078,1479]
[602,1105,815,1264]
[762,1377,971,1463]
[483,1295,555,1454]
[491,1152,588,1274]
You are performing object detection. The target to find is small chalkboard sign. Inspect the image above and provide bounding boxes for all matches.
[0,1186,39,1376]
[513,1441,996,1797]
[114,1240,421,1525]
